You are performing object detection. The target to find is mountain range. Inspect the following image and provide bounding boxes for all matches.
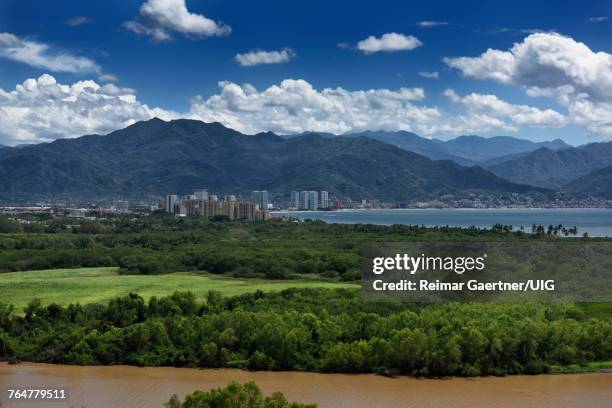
[445,135,570,163]
[0,118,547,202]
[486,143,612,189]
[290,130,612,193]
[567,164,612,198]
[287,131,570,166]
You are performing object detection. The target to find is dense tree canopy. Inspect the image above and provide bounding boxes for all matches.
[0,214,583,280]
[0,289,609,377]
[165,381,316,408]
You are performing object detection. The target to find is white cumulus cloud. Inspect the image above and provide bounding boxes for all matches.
[0,75,591,145]
[444,89,566,131]
[0,74,177,144]
[234,48,296,67]
[357,33,422,54]
[187,79,439,135]
[444,32,612,136]
[188,81,569,137]
[0,32,100,74]
[124,0,231,42]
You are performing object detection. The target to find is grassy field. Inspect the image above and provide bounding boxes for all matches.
[0,267,357,311]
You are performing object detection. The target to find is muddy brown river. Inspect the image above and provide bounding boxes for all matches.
[0,363,610,407]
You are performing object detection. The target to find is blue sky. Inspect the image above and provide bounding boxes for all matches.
[0,0,611,145]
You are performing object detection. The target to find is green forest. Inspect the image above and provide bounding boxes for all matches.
[0,213,610,378]
[0,212,589,280]
[0,289,610,376]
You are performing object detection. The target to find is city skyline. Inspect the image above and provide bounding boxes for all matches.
[163,189,268,220]
[164,189,334,211]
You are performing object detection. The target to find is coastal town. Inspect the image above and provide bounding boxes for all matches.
[1,188,611,218]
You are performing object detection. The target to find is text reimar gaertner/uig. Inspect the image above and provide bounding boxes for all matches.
[372,279,555,292]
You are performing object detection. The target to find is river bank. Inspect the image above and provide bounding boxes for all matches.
[1,363,610,408]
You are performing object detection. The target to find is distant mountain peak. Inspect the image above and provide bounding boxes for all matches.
[567,164,612,198]
[0,120,546,202]
[487,141,612,189]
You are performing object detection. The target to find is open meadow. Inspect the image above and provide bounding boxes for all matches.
[0,267,357,311]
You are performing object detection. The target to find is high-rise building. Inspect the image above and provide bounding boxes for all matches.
[252,190,269,210]
[299,191,309,210]
[194,189,208,200]
[165,194,178,213]
[183,198,268,220]
[308,191,319,210]
[320,191,329,209]
[290,191,300,209]
[112,200,129,212]
[164,189,268,220]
